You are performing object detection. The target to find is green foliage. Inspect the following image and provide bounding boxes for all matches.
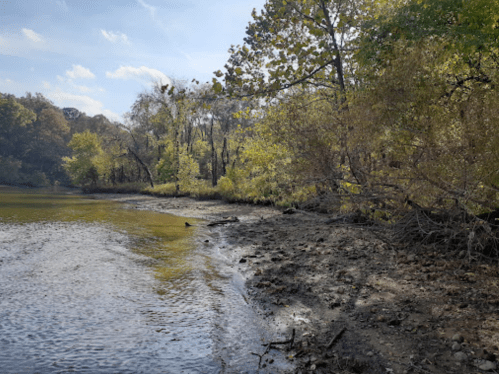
[219,0,364,97]
[62,131,105,186]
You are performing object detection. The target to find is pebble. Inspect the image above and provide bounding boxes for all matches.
[478,361,497,371]
[454,352,467,362]
[376,315,387,322]
[367,351,374,357]
[451,342,461,351]
[452,333,464,343]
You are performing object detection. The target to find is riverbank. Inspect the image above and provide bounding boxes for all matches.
[95,193,499,374]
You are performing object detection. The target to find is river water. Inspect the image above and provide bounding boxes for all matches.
[0,188,292,374]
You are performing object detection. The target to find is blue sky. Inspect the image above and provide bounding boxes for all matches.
[0,0,265,121]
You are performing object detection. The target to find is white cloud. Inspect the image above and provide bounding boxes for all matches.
[65,65,95,79]
[137,0,156,18]
[106,65,171,85]
[47,89,121,121]
[22,28,45,43]
[42,81,51,89]
[101,30,130,44]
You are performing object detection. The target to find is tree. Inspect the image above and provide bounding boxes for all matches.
[217,0,370,99]
[62,130,105,186]
[0,94,36,159]
[350,0,499,212]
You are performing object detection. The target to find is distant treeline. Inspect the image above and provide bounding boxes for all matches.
[0,92,121,187]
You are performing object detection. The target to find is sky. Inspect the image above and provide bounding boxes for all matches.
[0,0,266,122]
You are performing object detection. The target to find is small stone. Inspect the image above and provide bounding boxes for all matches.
[376,315,387,322]
[454,352,467,362]
[310,364,317,370]
[452,333,464,343]
[204,239,209,243]
[478,361,497,371]
[451,342,461,351]
[239,258,247,263]
[367,351,374,357]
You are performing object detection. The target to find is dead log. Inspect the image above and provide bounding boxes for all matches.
[207,217,239,226]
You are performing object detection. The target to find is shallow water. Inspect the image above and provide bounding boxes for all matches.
[0,188,292,373]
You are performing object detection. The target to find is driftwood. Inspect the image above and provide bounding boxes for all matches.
[207,217,240,226]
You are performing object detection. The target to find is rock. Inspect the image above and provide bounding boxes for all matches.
[376,315,387,322]
[367,351,374,357]
[454,352,467,362]
[451,342,461,351]
[283,208,296,214]
[478,361,497,371]
[185,222,192,227]
[204,239,209,243]
[239,258,247,263]
[452,333,464,343]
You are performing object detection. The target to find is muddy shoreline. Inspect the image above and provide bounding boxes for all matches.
[95,193,499,374]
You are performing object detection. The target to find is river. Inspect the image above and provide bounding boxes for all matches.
[0,187,292,374]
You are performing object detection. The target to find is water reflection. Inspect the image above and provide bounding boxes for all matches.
[0,188,293,373]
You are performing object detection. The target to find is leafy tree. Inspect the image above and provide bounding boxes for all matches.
[217,0,372,99]
[62,130,105,186]
[0,94,36,159]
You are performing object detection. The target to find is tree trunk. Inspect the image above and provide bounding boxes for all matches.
[210,116,218,187]
[127,147,154,188]
[221,137,228,176]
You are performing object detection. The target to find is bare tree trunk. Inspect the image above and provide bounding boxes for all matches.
[221,137,228,176]
[210,116,218,186]
[127,147,154,188]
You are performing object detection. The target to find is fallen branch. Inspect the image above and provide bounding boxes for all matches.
[207,217,240,226]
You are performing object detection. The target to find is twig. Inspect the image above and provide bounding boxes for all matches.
[263,329,296,349]
[254,329,296,368]
[327,327,346,350]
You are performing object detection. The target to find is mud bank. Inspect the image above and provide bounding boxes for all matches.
[95,194,499,374]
